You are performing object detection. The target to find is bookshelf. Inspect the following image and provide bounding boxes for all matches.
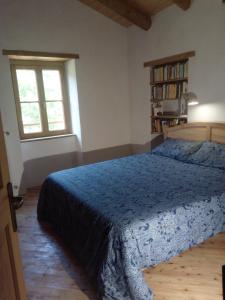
[144,51,195,134]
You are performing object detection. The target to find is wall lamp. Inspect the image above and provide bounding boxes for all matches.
[182,92,199,106]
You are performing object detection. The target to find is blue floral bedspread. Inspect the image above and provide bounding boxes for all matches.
[37,153,225,300]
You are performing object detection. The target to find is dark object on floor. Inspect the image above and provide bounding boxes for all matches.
[7,182,24,232]
[7,182,18,232]
[12,196,24,210]
[223,265,225,300]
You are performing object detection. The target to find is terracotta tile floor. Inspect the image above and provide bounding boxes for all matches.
[17,188,96,300]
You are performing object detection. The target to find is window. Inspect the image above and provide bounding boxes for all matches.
[11,60,71,140]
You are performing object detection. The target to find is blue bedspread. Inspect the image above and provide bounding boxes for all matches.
[38,153,225,300]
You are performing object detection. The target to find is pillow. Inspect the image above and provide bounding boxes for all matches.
[187,141,225,170]
[152,138,203,161]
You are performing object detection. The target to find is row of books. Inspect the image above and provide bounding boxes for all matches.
[152,82,188,100]
[153,119,162,133]
[152,118,187,133]
[152,61,188,82]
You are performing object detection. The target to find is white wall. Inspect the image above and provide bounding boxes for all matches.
[0,0,131,192]
[20,136,78,161]
[0,59,24,191]
[128,0,225,144]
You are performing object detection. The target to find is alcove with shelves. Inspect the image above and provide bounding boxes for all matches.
[144,51,195,134]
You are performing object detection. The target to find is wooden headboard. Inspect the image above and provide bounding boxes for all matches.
[164,123,225,144]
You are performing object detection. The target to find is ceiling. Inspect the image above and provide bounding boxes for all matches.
[78,0,192,30]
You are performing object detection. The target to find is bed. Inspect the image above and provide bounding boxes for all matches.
[38,123,225,300]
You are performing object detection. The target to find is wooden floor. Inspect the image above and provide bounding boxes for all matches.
[17,188,225,300]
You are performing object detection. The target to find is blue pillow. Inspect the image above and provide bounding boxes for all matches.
[152,138,203,161]
[187,141,225,170]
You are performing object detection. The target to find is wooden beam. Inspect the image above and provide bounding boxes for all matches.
[173,0,191,10]
[79,0,151,30]
[144,51,195,68]
[2,49,79,60]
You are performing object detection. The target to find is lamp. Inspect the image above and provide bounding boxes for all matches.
[182,92,199,106]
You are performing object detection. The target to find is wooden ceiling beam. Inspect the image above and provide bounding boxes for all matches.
[173,0,191,10]
[79,0,152,30]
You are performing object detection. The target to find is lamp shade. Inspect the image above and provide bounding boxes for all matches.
[182,92,199,106]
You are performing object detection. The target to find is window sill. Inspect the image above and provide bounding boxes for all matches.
[20,133,76,143]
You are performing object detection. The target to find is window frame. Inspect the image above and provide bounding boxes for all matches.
[10,59,72,140]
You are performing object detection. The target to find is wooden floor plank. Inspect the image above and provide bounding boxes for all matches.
[17,188,225,299]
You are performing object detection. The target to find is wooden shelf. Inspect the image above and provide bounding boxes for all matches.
[151,78,188,85]
[144,51,195,68]
[151,98,180,102]
[151,115,187,120]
